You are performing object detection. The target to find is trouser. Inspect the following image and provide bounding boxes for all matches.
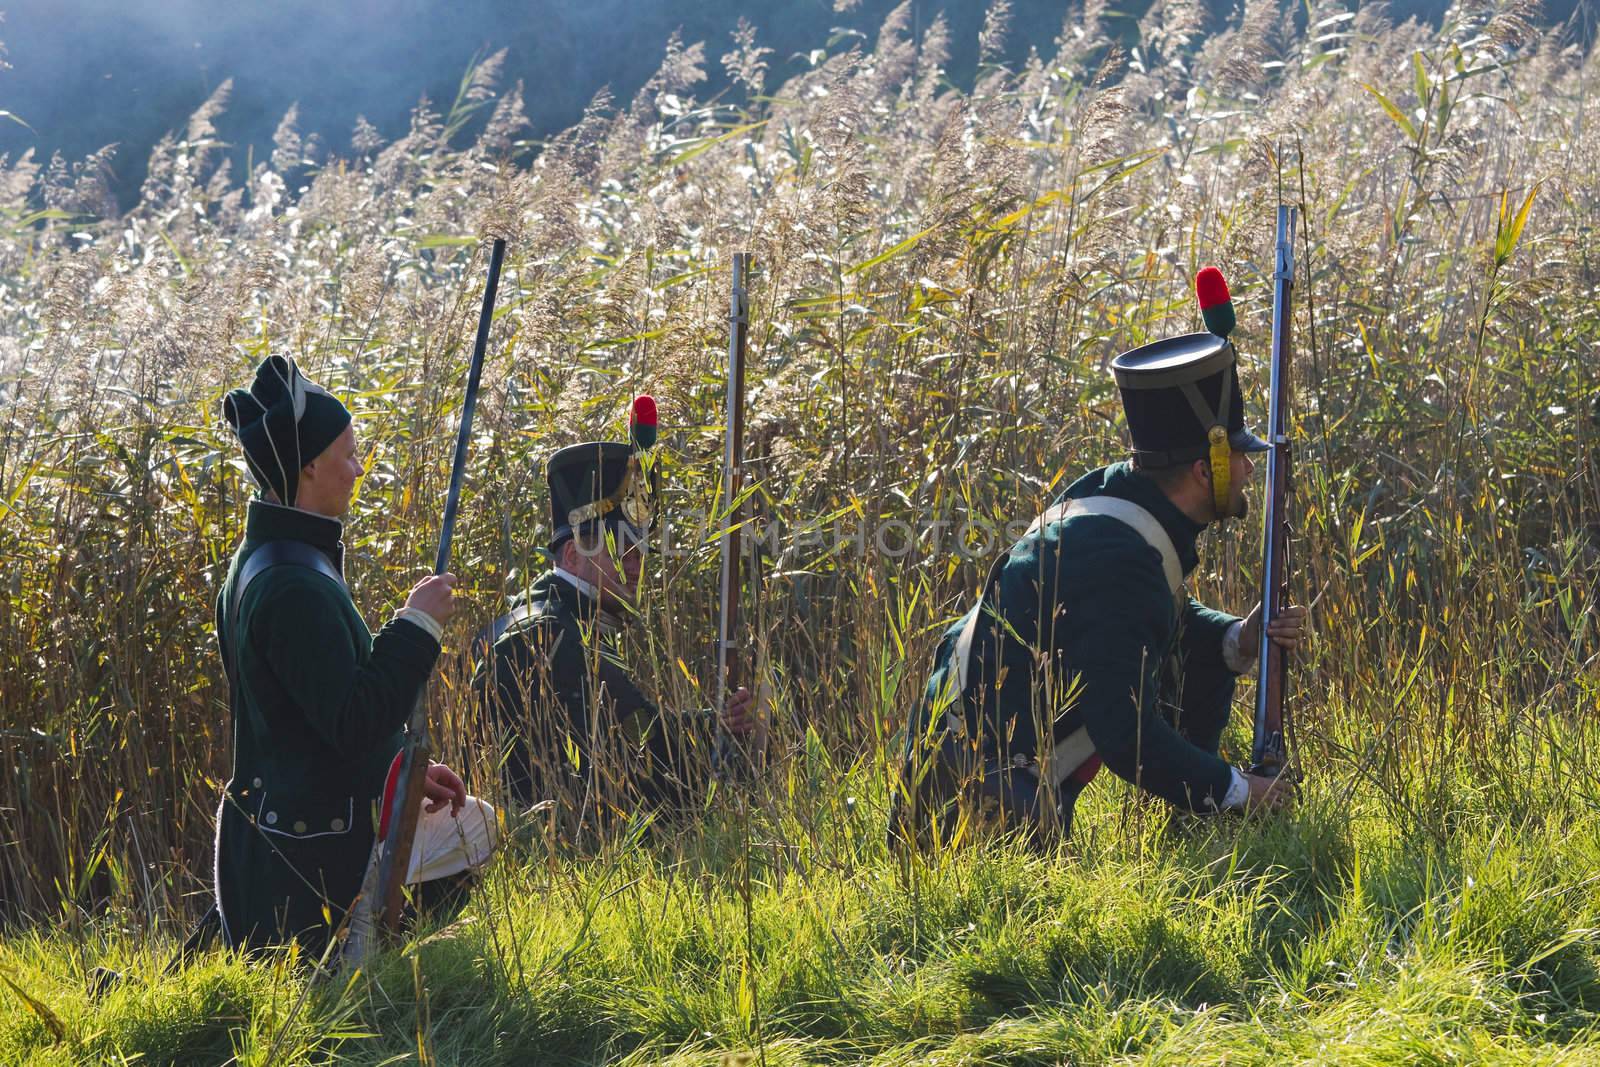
[892,661,1238,849]
[1161,653,1237,757]
[504,710,734,832]
[890,729,1083,850]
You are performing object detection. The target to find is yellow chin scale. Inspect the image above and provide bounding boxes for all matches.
[1208,424,1231,520]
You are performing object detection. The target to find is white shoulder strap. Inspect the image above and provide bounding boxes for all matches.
[949,496,1184,698]
[1031,496,1183,596]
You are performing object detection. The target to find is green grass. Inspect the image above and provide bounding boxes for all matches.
[7,752,1600,1065]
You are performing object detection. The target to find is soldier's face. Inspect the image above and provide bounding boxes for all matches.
[597,533,643,594]
[299,424,364,517]
[617,535,644,588]
[568,527,645,609]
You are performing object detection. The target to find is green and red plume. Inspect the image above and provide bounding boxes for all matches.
[1195,266,1236,338]
[630,394,658,450]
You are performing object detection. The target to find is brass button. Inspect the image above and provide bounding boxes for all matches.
[264,811,278,825]
[292,820,308,834]
[330,818,345,832]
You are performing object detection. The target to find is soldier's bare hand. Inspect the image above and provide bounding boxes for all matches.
[405,573,457,624]
[423,762,466,815]
[1244,772,1292,814]
[722,686,758,737]
[1241,602,1308,653]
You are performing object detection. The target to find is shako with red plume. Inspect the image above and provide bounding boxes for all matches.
[629,394,658,450]
[1195,266,1236,338]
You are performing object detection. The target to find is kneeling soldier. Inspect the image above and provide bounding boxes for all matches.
[215,356,496,958]
[895,331,1307,845]
[474,431,765,824]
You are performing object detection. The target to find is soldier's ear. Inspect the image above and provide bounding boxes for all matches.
[561,536,596,571]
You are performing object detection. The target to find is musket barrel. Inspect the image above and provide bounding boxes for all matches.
[717,252,750,716]
[434,237,507,576]
[374,236,508,937]
[1252,207,1296,774]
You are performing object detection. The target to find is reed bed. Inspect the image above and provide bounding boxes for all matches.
[1,0,1598,1061]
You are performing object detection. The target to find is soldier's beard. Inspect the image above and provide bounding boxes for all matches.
[593,571,638,616]
[1213,489,1249,524]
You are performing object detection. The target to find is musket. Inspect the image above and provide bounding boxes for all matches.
[1251,207,1296,777]
[719,250,768,1064]
[716,252,750,720]
[374,236,507,933]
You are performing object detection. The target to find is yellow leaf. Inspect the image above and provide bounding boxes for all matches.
[1363,83,1418,141]
[0,969,67,1043]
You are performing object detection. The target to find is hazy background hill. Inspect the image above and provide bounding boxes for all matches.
[3,0,1585,211]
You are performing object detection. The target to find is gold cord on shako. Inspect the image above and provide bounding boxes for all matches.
[1196,267,1238,520]
[622,395,660,568]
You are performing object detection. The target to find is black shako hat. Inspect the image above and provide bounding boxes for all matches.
[222,356,353,507]
[1111,332,1269,468]
[546,441,657,551]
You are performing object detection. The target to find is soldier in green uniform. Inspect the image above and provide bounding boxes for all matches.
[894,332,1308,845]
[214,356,496,958]
[473,438,765,823]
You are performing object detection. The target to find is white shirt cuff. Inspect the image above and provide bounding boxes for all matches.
[1222,767,1249,811]
[394,606,444,643]
[1221,619,1256,674]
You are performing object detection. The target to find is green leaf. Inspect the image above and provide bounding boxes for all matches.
[845,224,938,277]
[1363,83,1418,142]
[415,234,477,249]
[0,968,67,1043]
[15,208,77,228]
[1494,184,1538,267]
[158,229,192,278]
[0,460,39,531]
[589,327,666,348]
[664,119,770,166]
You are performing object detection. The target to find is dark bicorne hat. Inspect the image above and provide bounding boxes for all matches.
[546,441,658,551]
[1111,332,1269,468]
[222,355,352,507]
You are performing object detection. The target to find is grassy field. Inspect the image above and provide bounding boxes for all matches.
[7,763,1600,1064]
[2,0,1598,1062]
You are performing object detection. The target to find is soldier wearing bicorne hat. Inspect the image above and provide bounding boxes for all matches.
[213,356,497,959]
[893,324,1309,846]
[472,399,767,826]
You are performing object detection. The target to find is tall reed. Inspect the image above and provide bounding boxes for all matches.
[0,0,1593,933]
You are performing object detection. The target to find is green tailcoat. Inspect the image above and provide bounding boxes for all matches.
[474,570,711,815]
[213,501,440,954]
[903,462,1244,837]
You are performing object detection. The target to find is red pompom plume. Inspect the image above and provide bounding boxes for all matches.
[630,394,658,449]
[1195,265,1236,338]
[1195,265,1231,309]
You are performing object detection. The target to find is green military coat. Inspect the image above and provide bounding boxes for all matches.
[473,569,713,815]
[214,500,440,954]
[900,462,1245,838]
